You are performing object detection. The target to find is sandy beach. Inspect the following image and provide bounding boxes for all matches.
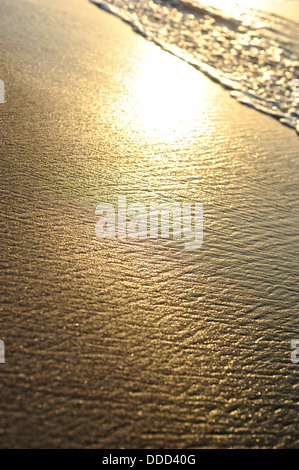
[0,0,298,448]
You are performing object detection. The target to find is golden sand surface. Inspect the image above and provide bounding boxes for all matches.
[0,0,298,448]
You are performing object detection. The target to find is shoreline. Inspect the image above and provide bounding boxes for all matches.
[0,0,298,449]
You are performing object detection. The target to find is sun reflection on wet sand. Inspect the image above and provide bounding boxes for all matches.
[114,47,214,142]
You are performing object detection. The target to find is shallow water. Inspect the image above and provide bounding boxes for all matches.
[91,0,299,133]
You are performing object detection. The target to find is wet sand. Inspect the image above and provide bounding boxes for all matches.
[0,0,298,448]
